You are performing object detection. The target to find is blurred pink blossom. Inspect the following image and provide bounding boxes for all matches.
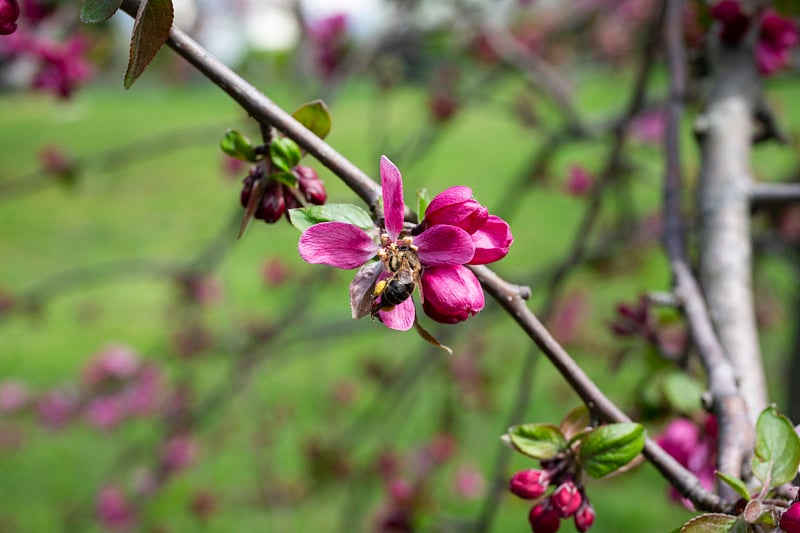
[160,433,198,473]
[36,389,77,429]
[306,13,349,78]
[83,395,127,431]
[629,109,666,144]
[31,35,93,99]
[655,416,717,508]
[0,380,29,413]
[452,464,486,500]
[123,365,164,417]
[564,166,593,197]
[757,10,799,75]
[95,485,136,530]
[82,344,140,389]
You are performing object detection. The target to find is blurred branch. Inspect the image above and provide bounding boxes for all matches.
[750,182,800,206]
[663,0,753,494]
[114,0,725,513]
[694,2,767,424]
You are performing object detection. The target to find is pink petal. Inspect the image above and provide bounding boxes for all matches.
[425,186,488,234]
[380,156,405,240]
[379,297,415,331]
[298,222,376,269]
[421,265,484,324]
[469,215,513,265]
[415,225,475,266]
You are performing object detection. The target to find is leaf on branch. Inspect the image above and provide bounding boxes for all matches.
[715,471,750,501]
[220,129,257,162]
[413,320,452,355]
[560,405,590,442]
[578,423,645,478]
[124,0,174,90]
[292,100,332,140]
[507,423,567,460]
[270,137,302,173]
[752,405,800,488]
[80,0,122,23]
[288,204,374,233]
[679,514,744,533]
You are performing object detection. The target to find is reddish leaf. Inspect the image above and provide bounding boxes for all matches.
[124,0,174,90]
[238,176,266,239]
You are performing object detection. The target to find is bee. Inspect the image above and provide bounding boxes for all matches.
[371,238,423,315]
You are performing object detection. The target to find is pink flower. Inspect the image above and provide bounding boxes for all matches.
[564,166,593,197]
[95,485,135,530]
[82,344,140,389]
[37,389,77,429]
[31,36,93,99]
[757,10,798,75]
[0,380,28,413]
[452,464,485,500]
[0,0,19,35]
[83,395,127,431]
[298,156,475,331]
[160,433,197,473]
[306,13,349,78]
[655,416,717,508]
[629,109,666,145]
[710,2,798,76]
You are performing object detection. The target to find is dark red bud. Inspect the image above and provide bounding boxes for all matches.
[240,169,259,208]
[510,469,550,499]
[529,501,561,533]
[0,0,19,35]
[283,185,302,211]
[256,180,286,223]
[781,502,800,533]
[551,481,582,518]
[574,501,595,532]
[295,165,327,205]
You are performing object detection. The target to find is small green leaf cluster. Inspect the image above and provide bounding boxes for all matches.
[678,406,800,533]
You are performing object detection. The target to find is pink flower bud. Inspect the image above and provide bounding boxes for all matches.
[160,434,197,473]
[83,395,127,431]
[37,389,77,430]
[781,502,800,533]
[574,500,595,532]
[421,265,484,324]
[0,0,19,35]
[509,469,550,499]
[565,166,593,197]
[296,165,327,205]
[551,481,582,517]
[529,501,561,533]
[95,485,135,530]
[425,186,489,234]
[469,215,513,265]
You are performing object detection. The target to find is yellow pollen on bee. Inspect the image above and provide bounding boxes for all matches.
[374,279,387,296]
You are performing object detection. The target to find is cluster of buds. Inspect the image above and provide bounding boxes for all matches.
[240,164,327,224]
[510,466,595,533]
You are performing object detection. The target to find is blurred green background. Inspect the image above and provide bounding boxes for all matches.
[0,46,798,532]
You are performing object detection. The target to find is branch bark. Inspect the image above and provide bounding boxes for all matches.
[695,25,767,425]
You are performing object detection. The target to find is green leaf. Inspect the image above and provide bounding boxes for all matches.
[270,137,302,173]
[561,405,591,442]
[578,423,645,478]
[507,424,567,460]
[288,204,374,233]
[292,100,332,140]
[269,171,298,188]
[124,0,174,90]
[220,129,257,162]
[80,0,122,23]
[417,188,429,221]
[715,471,750,501]
[752,405,800,487]
[679,514,743,533]
[662,372,705,414]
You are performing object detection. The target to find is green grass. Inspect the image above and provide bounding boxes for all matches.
[0,70,796,533]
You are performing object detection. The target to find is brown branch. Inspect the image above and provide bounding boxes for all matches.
[663,0,753,493]
[751,182,800,206]
[115,0,725,512]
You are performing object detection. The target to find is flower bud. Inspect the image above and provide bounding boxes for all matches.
[420,265,484,324]
[256,179,286,223]
[529,501,561,533]
[509,469,550,499]
[295,165,327,205]
[0,0,19,35]
[551,480,582,517]
[424,186,488,234]
[469,215,513,265]
[240,168,259,208]
[95,485,135,530]
[574,500,595,532]
[781,502,800,533]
